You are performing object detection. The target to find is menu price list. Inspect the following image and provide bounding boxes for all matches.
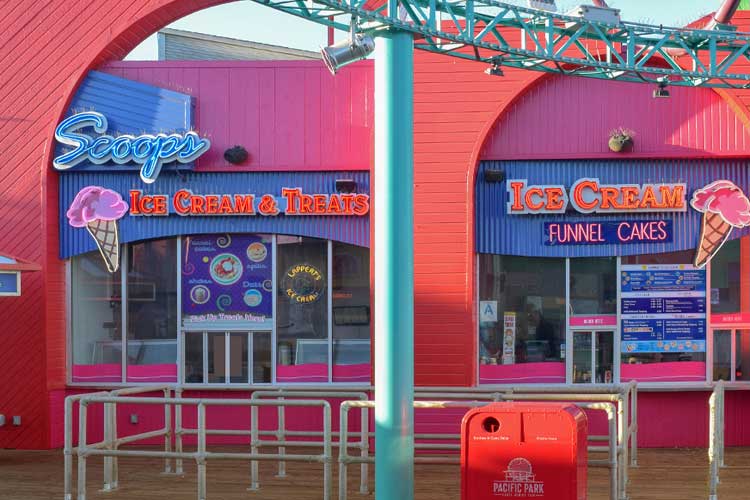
[621,297,705,315]
[621,269,706,293]
[622,318,706,342]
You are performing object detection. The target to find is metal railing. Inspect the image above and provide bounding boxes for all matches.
[337,399,620,500]
[64,383,637,500]
[64,386,170,500]
[414,383,637,500]
[64,390,332,500]
[708,380,750,500]
[246,390,369,493]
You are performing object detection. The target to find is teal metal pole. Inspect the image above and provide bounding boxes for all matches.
[374,28,415,500]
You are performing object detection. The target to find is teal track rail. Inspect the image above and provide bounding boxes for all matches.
[251,0,750,88]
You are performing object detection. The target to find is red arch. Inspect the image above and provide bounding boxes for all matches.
[5,2,750,447]
[0,0,231,449]
[460,71,549,384]
[463,73,750,385]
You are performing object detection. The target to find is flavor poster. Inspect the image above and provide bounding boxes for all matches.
[620,264,706,354]
[182,234,272,326]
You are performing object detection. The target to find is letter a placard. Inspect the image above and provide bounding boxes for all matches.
[480,301,498,322]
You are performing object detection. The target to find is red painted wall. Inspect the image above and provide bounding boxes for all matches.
[3,1,750,449]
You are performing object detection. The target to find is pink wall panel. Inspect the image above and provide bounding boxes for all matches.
[102,61,374,172]
[481,76,750,160]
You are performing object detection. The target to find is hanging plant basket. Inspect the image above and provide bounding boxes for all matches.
[608,128,635,153]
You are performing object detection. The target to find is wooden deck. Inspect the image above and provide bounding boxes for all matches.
[1,447,749,499]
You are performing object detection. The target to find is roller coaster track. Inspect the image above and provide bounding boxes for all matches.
[252,0,750,88]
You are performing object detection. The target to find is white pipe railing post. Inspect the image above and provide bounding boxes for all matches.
[708,385,719,500]
[339,402,350,500]
[608,404,618,500]
[102,401,114,491]
[249,404,260,491]
[359,405,369,494]
[163,388,172,474]
[617,394,627,500]
[276,396,287,477]
[77,400,88,500]
[323,401,332,500]
[64,396,74,500]
[197,403,207,500]
[175,388,184,475]
[111,399,119,489]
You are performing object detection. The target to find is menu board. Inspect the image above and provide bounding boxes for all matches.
[182,234,273,327]
[620,264,706,354]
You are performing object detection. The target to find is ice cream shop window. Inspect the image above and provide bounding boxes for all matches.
[70,239,179,384]
[126,239,177,383]
[478,254,566,385]
[70,252,124,383]
[619,251,707,383]
[69,233,370,386]
[710,237,750,316]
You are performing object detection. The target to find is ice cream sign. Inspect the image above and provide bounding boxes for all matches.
[690,180,750,268]
[66,186,129,273]
[507,178,687,214]
[53,111,210,184]
[506,177,750,269]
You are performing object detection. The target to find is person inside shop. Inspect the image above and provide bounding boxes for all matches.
[479,326,500,361]
[526,304,557,360]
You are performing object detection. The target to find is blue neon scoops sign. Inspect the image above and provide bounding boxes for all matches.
[53,111,210,184]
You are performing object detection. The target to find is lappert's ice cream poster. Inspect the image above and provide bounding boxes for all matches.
[181,234,273,326]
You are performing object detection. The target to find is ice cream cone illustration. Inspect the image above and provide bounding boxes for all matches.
[67,186,129,273]
[690,180,750,268]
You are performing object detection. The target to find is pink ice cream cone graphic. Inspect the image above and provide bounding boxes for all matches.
[67,186,129,273]
[690,180,750,268]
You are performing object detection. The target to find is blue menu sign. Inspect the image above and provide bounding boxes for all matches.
[620,265,706,354]
[0,272,20,296]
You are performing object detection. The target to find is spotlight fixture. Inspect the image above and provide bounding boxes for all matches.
[335,179,358,193]
[484,169,505,183]
[485,64,504,77]
[484,56,505,77]
[321,19,375,75]
[653,81,670,99]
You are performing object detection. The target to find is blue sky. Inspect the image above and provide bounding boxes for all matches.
[125,0,725,60]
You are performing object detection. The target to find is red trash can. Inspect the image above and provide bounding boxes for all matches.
[460,402,587,500]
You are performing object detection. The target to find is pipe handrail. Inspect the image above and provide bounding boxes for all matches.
[65,384,638,500]
[66,392,333,500]
[337,399,621,500]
